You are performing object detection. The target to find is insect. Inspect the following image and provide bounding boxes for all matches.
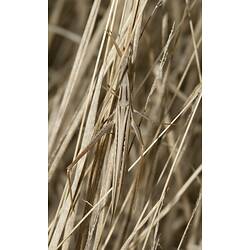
[66,24,146,214]
[107,30,144,217]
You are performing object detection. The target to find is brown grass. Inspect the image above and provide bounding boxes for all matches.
[48,0,202,249]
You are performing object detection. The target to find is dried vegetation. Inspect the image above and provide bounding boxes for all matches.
[48,0,202,249]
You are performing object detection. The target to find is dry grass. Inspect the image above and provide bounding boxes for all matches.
[48,0,202,249]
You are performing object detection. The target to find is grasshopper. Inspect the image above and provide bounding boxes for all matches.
[108,30,144,217]
[66,29,145,214]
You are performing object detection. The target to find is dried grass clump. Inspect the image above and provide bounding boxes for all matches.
[48,0,202,249]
